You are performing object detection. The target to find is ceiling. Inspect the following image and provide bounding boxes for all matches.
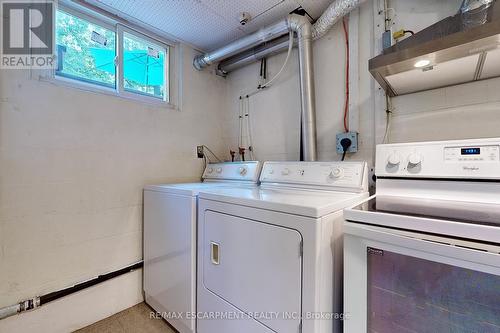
[90,0,333,51]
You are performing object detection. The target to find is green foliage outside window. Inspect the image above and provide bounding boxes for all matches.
[56,10,115,87]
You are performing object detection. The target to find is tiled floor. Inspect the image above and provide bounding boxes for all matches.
[75,303,176,333]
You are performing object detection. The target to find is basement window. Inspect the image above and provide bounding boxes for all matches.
[122,32,167,100]
[56,9,116,88]
[55,6,170,103]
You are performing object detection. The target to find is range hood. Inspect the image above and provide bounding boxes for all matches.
[369,1,500,96]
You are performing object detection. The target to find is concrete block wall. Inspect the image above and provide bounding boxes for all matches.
[0,44,227,331]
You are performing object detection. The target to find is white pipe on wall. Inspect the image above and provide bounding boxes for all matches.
[0,304,20,321]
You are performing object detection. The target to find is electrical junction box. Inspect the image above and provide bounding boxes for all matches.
[382,28,394,50]
[336,132,358,154]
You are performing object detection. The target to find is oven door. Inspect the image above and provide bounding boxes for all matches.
[343,222,500,333]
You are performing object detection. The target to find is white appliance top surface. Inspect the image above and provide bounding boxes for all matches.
[345,196,500,244]
[145,161,261,196]
[349,138,500,243]
[144,182,257,196]
[199,186,368,218]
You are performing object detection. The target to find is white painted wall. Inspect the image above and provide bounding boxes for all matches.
[0,44,226,331]
[2,0,500,330]
[223,0,500,167]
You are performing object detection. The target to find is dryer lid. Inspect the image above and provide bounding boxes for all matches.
[198,186,368,218]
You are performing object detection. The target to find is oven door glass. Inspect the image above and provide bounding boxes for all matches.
[367,249,500,332]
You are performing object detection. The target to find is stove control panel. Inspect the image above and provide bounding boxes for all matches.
[444,146,499,162]
[203,161,261,182]
[376,138,500,179]
[260,161,367,191]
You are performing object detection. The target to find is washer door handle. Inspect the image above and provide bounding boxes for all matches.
[210,242,220,265]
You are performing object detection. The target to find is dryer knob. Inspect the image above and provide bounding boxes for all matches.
[387,153,401,167]
[216,167,223,174]
[238,167,247,175]
[207,167,214,174]
[408,153,422,168]
[329,167,344,179]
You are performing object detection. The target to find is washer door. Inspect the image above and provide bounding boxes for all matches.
[202,211,303,333]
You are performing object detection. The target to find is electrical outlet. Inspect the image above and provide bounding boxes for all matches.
[336,132,358,154]
[197,146,204,158]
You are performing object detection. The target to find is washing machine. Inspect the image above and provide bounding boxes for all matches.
[143,161,261,333]
[196,161,369,333]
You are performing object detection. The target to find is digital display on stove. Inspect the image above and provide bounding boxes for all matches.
[461,147,480,155]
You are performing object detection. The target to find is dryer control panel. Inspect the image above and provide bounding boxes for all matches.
[260,161,367,192]
[203,161,261,182]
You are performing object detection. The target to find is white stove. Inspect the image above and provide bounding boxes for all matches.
[343,138,500,333]
[143,161,261,333]
[196,161,369,333]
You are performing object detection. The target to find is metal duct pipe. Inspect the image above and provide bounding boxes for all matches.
[193,0,365,161]
[218,34,295,74]
[219,14,317,161]
[218,0,366,73]
[216,15,317,160]
[287,14,317,161]
[193,20,289,70]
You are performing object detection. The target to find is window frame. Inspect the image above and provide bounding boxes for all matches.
[117,25,170,102]
[55,6,117,89]
[53,3,173,107]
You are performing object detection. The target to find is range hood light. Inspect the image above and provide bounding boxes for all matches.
[414,59,431,68]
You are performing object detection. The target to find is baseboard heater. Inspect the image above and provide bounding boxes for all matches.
[0,261,143,321]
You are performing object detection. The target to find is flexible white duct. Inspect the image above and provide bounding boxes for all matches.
[312,0,366,40]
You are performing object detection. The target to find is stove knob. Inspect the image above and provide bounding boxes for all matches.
[238,167,247,175]
[281,168,291,176]
[216,167,223,174]
[387,153,401,167]
[329,167,344,179]
[207,167,214,174]
[408,153,422,169]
